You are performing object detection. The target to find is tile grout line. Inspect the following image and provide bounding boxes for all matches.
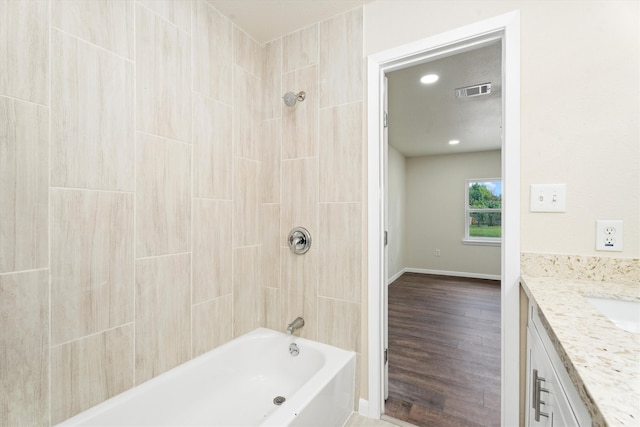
[134,0,189,36]
[315,22,321,341]
[50,322,136,350]
[50,26,134,64]
[132,0,137,389]
[47,0,53,423]
[189,0,194,361]
[49,186,134,194]
[0,93,48,108]
[135,129,191,146]
[230,20,236,340]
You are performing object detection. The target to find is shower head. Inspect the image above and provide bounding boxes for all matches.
[283,91,306,107]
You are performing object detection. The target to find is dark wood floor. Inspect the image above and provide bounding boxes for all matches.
[384,273,501,427]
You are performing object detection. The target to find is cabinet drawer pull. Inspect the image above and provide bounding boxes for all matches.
[533,369,550,421]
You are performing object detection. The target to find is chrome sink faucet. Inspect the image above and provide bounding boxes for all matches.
[286,317,305,335]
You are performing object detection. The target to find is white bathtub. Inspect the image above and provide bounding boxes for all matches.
[57,328,356,426]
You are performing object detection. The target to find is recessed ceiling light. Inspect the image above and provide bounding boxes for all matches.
[420,74,439,84]
[449,140,460,145]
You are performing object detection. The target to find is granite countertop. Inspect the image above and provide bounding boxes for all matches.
[521,275,640,426]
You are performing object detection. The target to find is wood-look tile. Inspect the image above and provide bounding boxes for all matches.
[135,254,191,384]
[280,158,318,242]
[136,3,191,142]
[51,189,134,345]
[281,247,317,296]
[0,98,48,274]
[138,0,191,33]
[136,133,191,258]
[0,0,48,104]
[261,119,281,203]
[282,65,318,159]
[263,286,282,331]
[233,26,261,76]
[262,39,282,120]
[51,30,134,191]
[193,93,232,199]
[282,24,318,73]
[234,66,262,161]
[261,203,280,288]
[318,203,361,302]
[233,158,261,248]
[0,270,48,426]
[192,199,232,304]
[192,295,233,357]
[193,0,232,104]
[317,297,360,352]
[319,8,363,108]
[280,247,318,341]
[281,290,318,342]
[354,352,362,410]
[52,0,134,59]
[233,247,262,337]
[319,102,362,202]
[51,325,133,424]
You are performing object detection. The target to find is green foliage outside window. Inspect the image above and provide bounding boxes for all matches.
[467,181,502,239]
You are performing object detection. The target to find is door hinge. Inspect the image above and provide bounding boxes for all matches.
[384,348,388,364]
[384,230,388,246]
[384,112,388,128]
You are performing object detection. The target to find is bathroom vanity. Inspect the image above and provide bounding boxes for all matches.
[521,275,640,426]
[525,296,590,426]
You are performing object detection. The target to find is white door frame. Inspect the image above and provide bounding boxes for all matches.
[365,11,521,426]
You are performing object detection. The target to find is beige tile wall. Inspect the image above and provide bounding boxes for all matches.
[0,0,49,104]
[50,189,134,345]
[51,29,135,191]
[135,254,191,384]
[0,270,49,426]
[263,6,366,407]
[1,1,365,424]
[0,97,48,274]
[51,325,134,424]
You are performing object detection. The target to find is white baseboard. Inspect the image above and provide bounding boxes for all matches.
[402,268,501,281]
[387,269,406,285]
[357,398,369,417]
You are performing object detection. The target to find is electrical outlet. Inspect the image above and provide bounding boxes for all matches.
[596,220,623,251]
[435,249,441,257]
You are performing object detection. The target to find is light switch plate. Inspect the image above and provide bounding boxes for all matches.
[530,184,566,212]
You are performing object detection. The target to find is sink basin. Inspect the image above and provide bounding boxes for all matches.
[585,296,640,334]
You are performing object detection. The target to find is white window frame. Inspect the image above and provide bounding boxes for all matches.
[463,178,502,246]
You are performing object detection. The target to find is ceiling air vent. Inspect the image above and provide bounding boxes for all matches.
[455,82,492,98]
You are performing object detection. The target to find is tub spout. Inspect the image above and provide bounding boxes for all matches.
[286,317,305,335]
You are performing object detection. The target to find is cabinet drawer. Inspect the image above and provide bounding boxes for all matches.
[527,300,591,426]
[527,327,580,426]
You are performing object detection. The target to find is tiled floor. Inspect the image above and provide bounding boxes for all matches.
[345,413,413,427]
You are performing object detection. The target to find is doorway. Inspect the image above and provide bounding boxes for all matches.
[366,11,521,426]
[384,40,503,425]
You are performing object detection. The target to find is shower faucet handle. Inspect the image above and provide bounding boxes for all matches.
[288,227,311,254]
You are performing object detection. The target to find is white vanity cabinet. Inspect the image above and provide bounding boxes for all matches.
[525,299,591,426]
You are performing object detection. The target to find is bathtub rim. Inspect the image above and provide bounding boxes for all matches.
[56,327,356,426]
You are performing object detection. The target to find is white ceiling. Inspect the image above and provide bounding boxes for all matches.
[208,0,370,44]
[388,42,503,157]
[208,1,502,159]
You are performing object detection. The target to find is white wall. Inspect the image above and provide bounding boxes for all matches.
[387,145,406,281]
[405,150,501,276]
[365,0,640,258]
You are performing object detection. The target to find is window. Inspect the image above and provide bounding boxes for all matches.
[464,179,502,245]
